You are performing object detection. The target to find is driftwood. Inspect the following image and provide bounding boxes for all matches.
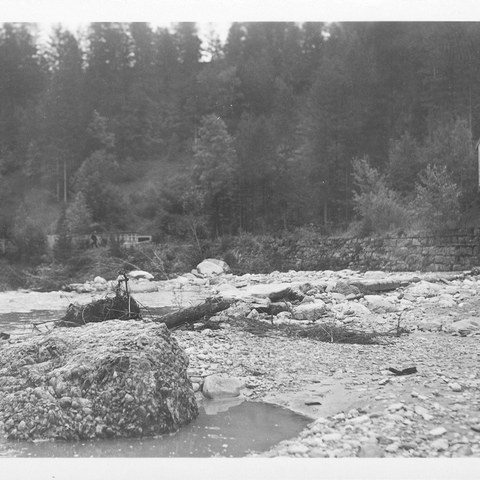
[57,293,141,327]
[268,288,304,302]
[154,297,233,330]
[349,279,404,294]
[256,302,291,316]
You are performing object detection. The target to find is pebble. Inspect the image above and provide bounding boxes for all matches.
[385,444,399,453]
[348,414,370,424]
[287,444,310,455]
[323,433,342,441]
[414,405,429,416]
[454,445,473,456]
[429,427,447,437]
[358,443,385,457]
[431,438,449,451]
[449,382,463,392]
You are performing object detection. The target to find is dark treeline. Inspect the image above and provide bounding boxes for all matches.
[1,21,480,254]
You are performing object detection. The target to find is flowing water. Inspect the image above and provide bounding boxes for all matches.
[0,292,312,457]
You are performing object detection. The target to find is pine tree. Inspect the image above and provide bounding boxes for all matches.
[193,114,236,235]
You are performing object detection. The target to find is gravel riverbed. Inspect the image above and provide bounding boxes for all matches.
[2,267,480,459]
[170,269,480,458]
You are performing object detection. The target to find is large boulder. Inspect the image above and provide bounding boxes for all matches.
[0,321,198,441]
[127,270,154,281]
[196,259,230,276]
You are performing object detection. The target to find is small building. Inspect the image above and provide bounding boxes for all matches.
[46,232,152,250]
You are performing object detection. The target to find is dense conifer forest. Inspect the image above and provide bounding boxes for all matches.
[1,21,480,264]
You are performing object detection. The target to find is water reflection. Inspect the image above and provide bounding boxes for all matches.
[0,402,310,458]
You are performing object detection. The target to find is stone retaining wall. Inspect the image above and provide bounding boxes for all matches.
[293,229,480,272]
[222,229,480,273]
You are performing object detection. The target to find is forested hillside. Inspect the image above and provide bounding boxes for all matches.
[1,22,480,258]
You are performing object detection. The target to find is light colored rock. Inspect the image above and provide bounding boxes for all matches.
[323,432,342,441]
[449,382,463,392]
[385,444,399,453]
[333,302,371,317]
[293,301,327,321]
[418,318,444,332]
[127,270,154,281]
[276,311,292,321]
[287,443,310,455]
[348,414,370,424]
[405,281,443,298]
[431,438,449,451]
[454,445,473,456]
[364,295,398,313]
[414,405,431,419]
[437,294,456,308]
[429,427,447,437]
[128,281,159,293]
[197,259,230,276]
[202,375,245,399]
[218,282,291,303]
[363,271,386,278]
[358,443,385,457]
[93,276,107,285]
[333,281,361,296]
[388,403,405,412]
[444,318,480,335]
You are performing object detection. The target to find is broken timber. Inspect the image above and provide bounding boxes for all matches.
[154,297,233,330]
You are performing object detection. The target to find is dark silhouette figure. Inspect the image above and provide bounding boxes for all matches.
[91,232,99,248]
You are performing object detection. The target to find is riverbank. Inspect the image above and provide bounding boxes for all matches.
[171,268,480,457]
[1,267,480,457]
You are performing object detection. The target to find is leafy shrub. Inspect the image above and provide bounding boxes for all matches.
[413,164,461,232]
[9,207,48,264]
[352,157,409,236]
[66,192,92,234]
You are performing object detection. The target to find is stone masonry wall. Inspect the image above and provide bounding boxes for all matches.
[222,229,480,273]
[292,229,480,272]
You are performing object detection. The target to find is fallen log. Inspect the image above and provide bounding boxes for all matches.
[154,297,233,330]
[268,287,304,302]
[349,279,404,293]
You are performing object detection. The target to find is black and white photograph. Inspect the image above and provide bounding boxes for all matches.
[0,1,479,479]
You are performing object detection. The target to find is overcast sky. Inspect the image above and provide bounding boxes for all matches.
[5,0,480,24]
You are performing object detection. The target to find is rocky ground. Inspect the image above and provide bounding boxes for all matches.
[169,267,480,458]
[2,265,480,458]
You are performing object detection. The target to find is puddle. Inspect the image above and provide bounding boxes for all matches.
[0,402,311,457]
